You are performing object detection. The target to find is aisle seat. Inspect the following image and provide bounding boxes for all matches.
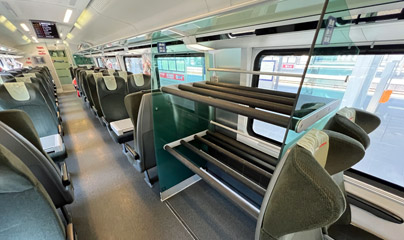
[114,70,132,82]
[127,74,151,93]
[257,128,366,240]
[0,144,74,240]
[0,83,66,161]
[124,91,156,186]
[97,76,132,143]
[87,72,104,117]
[0,110,73,207]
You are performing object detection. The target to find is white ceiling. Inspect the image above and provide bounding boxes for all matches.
[0,0,90,47]
[67,0,258,50]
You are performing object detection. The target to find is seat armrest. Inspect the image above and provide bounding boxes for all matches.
[66,223,75,240]
[125,143,139,160]
[60,162,71,187]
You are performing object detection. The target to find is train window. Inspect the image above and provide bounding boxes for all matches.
[251,50,404,188]
[124,57,143,74]
[156,54,205,86]
[96,57,120,70]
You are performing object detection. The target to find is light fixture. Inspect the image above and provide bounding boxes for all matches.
[60,33,63,37]
[32,36,39,43]
[0,15,7,23]
[63,9,73,23]
[186,44,214,52]
[63,41,69,46]
[56,40,60,44]
[20,23,29,31]
[66,33,73,39]
[74,22,82,29]
[4,20,17,32]
[22,35,29,41]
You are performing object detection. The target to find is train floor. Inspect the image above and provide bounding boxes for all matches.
[59,92,256,240]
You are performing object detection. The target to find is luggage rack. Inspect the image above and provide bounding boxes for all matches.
[161,81,340,133]
[160,80,340,217]
[163,127,277,219]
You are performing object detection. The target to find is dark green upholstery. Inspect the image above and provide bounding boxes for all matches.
[0,116,73,207]
[323,130,365,175]
[0,144,65,240]
[0,83,59,138]
[127,74,151,93]
[124,90,150,127]
[87,73,104,117]
[258,145,345,240]
[325,108,381,149]
[0,110,47,157]
[96,76,129,123]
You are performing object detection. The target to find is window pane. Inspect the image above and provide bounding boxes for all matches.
[253,52,404,187]
[124,57,143,74]
[157,55,205,86]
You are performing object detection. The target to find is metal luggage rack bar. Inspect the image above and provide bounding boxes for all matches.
[162,81,340,133]
[163,128,278,218]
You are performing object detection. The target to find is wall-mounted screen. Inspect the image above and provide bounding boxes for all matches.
[31,20,60,39]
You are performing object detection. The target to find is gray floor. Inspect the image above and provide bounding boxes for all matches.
[59,93,191,240]
[59,92,256,240]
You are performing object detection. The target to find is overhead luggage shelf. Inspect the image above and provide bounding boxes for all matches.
[161,82,340,133]
[161,83,291,128]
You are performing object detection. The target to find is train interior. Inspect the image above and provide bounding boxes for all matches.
[1,0,404,239]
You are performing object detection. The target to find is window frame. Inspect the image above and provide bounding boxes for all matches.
[249,45,404,196]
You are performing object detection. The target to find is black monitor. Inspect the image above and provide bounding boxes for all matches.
[31,20,60,39]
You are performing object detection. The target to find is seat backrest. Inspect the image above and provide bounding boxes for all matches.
[0,111,74,208]
[114,71,132,82]
[86,72,104,117]
[127,74,151,93]
[256,128,366,240]
[15,76,58,117]
[80,70,94,102]
[0,82,59,137]
[136,92,155,171]
[96,76,128,123]
[0,144,65,240]
[325,107,381,149]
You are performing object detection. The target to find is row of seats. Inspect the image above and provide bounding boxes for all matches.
[0,67,67,161]
[72,67,157,186]
[0,67,76,239]
[257,107,381,239]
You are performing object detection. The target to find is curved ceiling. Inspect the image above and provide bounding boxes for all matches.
[67,0,259,51]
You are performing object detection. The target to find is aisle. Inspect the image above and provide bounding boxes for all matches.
[58,93,191,240]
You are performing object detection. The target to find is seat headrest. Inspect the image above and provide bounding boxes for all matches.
[4,82,30,101]
[325,107,380,149]
[85,70,94,75]
[103,76,117,90]
[92,72,103,80]
[118,71,128,81]
[107,69,115,75]
[337,107,381,134]
[23,73,36,78]
[133,74,144,86]
[15,76,32,83]
[257,130,347,239]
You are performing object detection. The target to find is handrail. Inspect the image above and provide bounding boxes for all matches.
[208,68,349,81]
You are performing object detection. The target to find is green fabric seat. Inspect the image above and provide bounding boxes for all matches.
[0,144,66,240]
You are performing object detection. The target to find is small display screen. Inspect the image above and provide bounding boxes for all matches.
[31,21,60,39]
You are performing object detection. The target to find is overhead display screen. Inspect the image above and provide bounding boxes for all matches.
[31,21,60,39]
